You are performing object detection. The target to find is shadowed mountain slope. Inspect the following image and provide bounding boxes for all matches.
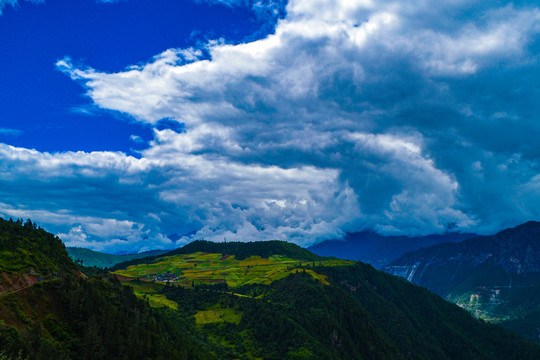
[385,221,540,342]
[309,231,476,268]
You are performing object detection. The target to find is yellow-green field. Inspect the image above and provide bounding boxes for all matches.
[195,305,242,325]
[125,281,178,310]
[113,252,353,288]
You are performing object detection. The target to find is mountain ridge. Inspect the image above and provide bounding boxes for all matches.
[67,247,169,268]
[168,239,325,261]
[384,220,540,342]
[308,230,477,268]
[112,239,327,271]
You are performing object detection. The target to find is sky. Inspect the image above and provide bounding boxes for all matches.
[0,0,539,253]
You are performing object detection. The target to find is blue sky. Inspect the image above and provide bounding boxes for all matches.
[0,0,281,153]
[0,0,539,252]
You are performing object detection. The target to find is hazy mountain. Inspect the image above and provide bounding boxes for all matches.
[385,221,540,342]
[308,231,476,268]
[67,247,169,268]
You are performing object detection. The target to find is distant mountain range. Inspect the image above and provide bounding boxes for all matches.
[69,230,477,270]
[66,247,169,268]
[385,221,540,343]
[308,231,476,268]
[2,218,539,359]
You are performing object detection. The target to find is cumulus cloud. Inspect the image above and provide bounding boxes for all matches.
[3,0,540,251]
[0,139,355,250]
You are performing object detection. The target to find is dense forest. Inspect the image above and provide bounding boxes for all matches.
[154,269,540,360]
[0,275,209,360]
[0,219,75,276]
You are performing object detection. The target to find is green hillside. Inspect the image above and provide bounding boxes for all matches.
[0,275,209,360]
[0,219,75,277]
[66,247,168,268]
[169,240,325,261]
[113,240,326,271]
[0,218,77,297]
[103,237,331,273]
[113,251,352,288]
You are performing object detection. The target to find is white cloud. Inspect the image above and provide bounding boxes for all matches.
[2,0,540,251]
[129,134,144,144]
[0,204,167,252]
[0,139,358,248]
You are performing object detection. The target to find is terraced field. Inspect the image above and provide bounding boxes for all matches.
[113,252,353,288]
[195,305,242,325]
[125,280,179,309]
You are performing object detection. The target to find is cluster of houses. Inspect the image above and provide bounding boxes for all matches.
[152,271,180,283]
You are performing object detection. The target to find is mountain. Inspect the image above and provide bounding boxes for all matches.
[0,218,210,360]
[308,231,476,268]
[112,239,325,270]
[0,219,77,295]
[109,239,540,359]
[168,239,325,261]
[66,247,169,268]
[384,221,540,342]
[3,218,540,359]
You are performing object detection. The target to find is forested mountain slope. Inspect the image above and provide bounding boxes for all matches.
[0,219,76,295]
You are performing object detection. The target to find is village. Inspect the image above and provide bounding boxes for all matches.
[152,271,181,283]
